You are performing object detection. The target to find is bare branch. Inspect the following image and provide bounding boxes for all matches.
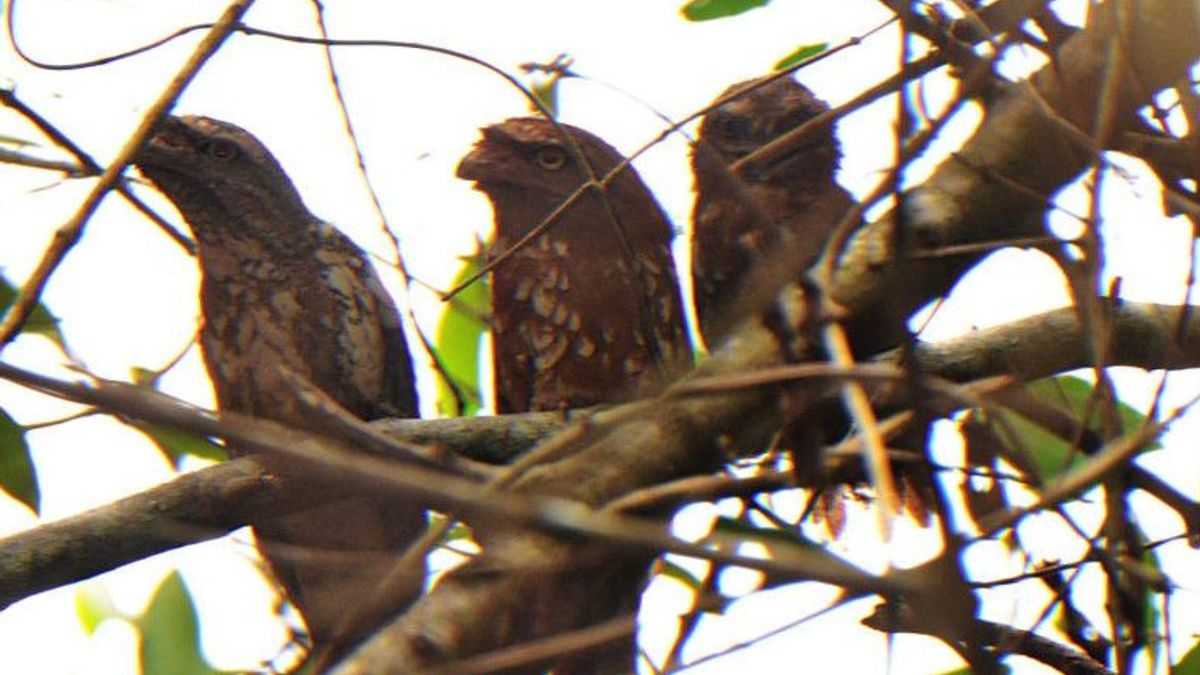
[0,0,252,347]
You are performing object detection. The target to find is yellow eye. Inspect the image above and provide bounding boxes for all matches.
[535,145,568,171]
[207,140,239,162]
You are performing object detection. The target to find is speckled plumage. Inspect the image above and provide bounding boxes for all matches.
[456,116,692,673]
[457,117,691,414]
[691,76,855,348]
[135,115,421,655]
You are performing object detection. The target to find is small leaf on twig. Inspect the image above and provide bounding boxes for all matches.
[0,275,65,349]
[773,42,827,71]
[681,0,770,22]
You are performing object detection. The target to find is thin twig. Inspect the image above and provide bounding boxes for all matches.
[0,0,252,348]
[305,1,464,413]
[0,88,196,254]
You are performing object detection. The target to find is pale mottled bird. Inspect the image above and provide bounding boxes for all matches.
[135,115,422,659]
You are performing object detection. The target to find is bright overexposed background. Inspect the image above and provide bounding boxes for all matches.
[2,1,1199,673]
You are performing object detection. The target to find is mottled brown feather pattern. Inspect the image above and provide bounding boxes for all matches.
[134,116,421,655]
[691,76,855,348]
[456,118,691,673]
[457,117,691,414]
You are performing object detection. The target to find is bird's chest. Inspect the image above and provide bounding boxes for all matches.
[195,249,386,422]
[490,232,660,410]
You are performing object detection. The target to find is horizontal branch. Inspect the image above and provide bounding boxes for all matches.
[0,359,893,613]
[910,300,1200,380]
[0,301,1195,614]
[0,457,272,610]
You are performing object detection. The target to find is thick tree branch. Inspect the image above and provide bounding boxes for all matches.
[0,412,571,609]
[0,0,252,347]
[0,298,1197,640]
[338,1,1200,669]
[832,0,1200,355]
[909,300,1200,381]
[0,457,274,610]
[0,361,892,612]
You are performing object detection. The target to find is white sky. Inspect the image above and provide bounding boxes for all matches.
[1,1,1198,673]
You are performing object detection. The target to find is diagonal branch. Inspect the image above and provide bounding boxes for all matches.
[337,1,1200,670]
[0,298,1197,637]
[0,0,252,348]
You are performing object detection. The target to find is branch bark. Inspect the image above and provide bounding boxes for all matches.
[336,1,1200,670]
[3,5,1198,663]
[0,298,1197,638]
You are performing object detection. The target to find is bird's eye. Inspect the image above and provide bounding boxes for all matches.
[717,115,750,138]
[535,145,568,171]
[207,140,239,162]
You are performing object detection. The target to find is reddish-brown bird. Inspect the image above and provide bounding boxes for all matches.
[457,117,692,414]
[691,76,854,348]
[135,115,422,658]
[456,117,691,672]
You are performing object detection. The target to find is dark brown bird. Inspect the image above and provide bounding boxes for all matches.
[691,76,855,348]
[134,115,422,657]
[457,117,692,414]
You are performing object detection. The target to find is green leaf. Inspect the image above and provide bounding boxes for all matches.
[1041,376,1160,451]
[987,375,1158,483]
[136,572,223,675]
[434,250,490,416]
[0,407,39,512]
[681,0,770,21]
[137,423,227,467]
[0,275,65,349]
[773,42,828,71]
[990,406,1075,484]
[75,582,122,635]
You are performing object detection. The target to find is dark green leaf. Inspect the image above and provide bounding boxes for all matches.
[990,406,1074,484]
[0,275,65,349]
[434,251,490,416]
[137,423,227,467]
[0,407,38,512]
[137,572,224,675]
[1039,376,1160,451]
[773,42,828,71]
[987,375,1158,483]
[681,0,769,21]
